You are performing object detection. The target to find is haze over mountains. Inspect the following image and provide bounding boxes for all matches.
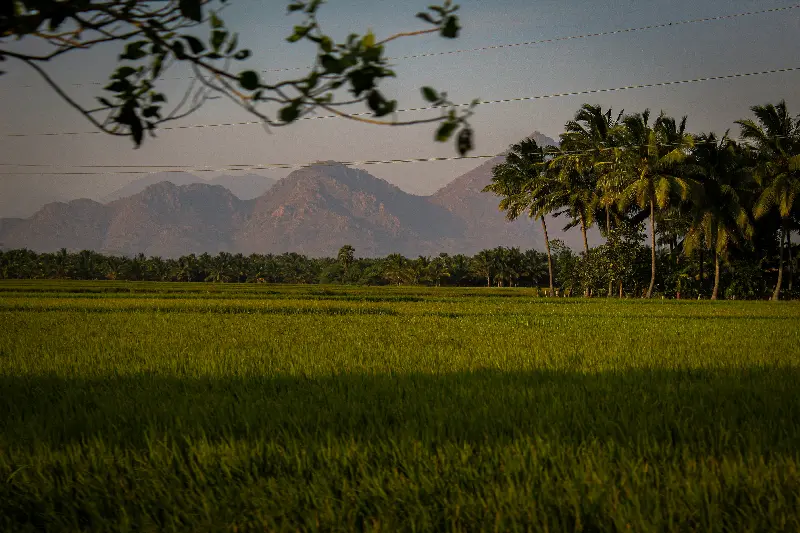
[0,132,594,256]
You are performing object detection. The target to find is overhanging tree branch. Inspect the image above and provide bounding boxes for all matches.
[1,0,476,154]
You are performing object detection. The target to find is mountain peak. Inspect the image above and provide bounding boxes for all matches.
[527,131,559,147]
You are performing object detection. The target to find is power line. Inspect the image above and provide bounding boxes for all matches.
[3,64,799,138]
[8,3,799,87]
[1,133,791,175]
[0,154,501,176]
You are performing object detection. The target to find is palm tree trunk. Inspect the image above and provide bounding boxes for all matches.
[788,228,793,293]
[580,212,589,255]
[606,207,613,298]
[711,249,720,301]
[541,217,555,297]
[772,225,785,301]
[699,248,704,298]
[646,200,656,298]
[580,212,590,298]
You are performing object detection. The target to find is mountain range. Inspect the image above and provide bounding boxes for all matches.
[0,132,593,257]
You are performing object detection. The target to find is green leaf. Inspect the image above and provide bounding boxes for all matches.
[436,121,458,142]
[441,16,460,38]
[421,86,439,103]
[48,13,67,31]
[238,70,260,91]
[118,102,144,146]
[456,127,473,155]
[151,93,167,103]
[210,12,224,29]
[171,41,187,60]
[151,55,164,78]
[287,3,305,12]
[416,12,436,24]
[320,54,345,74]
[279,103,301,123]
[179,0,203,22]
[367,90,386,115]
[120,41,148,61]
[142,106,160,119]
[182,35,206,55]
[233,49,251,60]
[225,33,239,54]
[287,24,312,43]
[96,97,115,108]
[320,36,333,53]
[211,30,227,52]
[362,31,375,48]
[348,66,381,95]
[113,66,137,79]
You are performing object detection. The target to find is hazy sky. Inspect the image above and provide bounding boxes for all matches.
[1,0,799,201]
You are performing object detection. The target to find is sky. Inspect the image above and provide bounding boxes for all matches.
[1,0,800,209]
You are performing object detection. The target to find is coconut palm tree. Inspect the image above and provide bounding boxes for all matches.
[470,249,495,287]
[736,100,800,300]
[383,254,410,286]
[684,133,755,299]
[483,138,560,296]
[337,245,356,283]
[547,145,598,256]
[617,110,696,298]
[562,104,626,236]
[560,104,627,296]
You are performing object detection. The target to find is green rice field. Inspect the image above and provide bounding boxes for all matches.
[1,280,800,532]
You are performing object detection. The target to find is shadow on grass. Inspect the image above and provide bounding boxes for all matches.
[2,368,800,531]
[2,367,798,454]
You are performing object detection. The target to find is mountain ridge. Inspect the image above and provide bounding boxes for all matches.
[0,132,589,256]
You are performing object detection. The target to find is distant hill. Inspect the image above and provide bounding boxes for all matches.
[0,132,599,256]
[100,172,203,203]
[207,174,277,200]
[234,163,464,257]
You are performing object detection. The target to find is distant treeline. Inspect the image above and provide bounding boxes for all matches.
[1,241,795,299]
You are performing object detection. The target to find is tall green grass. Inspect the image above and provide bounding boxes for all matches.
[1,281,799,532]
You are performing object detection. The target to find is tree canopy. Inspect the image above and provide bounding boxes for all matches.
[485,100,800,300]
[1,0,476,152]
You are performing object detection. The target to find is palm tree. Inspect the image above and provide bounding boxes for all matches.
[562,104,626,236]
[736,100,800,300]
[561,104,626,297]
[685,133,755,299]
[617,110,696,298]
[337,245,356,283]
[547,145,598,256]
[470,249,495,287]
[483,138,560,296]
[383,254,410,285]
[427,253,451,287]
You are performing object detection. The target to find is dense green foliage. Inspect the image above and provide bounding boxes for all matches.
[0,247,549,288]
[1,239,794,299]
[1,281,799,531]
[485,101,800,300]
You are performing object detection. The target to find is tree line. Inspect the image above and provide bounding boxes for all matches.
[0,247,549,290]
[0,240,791,299]
[484,100,800,300]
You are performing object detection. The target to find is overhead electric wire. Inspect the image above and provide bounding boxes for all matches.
[2,134,793,176]
[3,64,799,138]
[6,3,799,87]
[0,154,501,175]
